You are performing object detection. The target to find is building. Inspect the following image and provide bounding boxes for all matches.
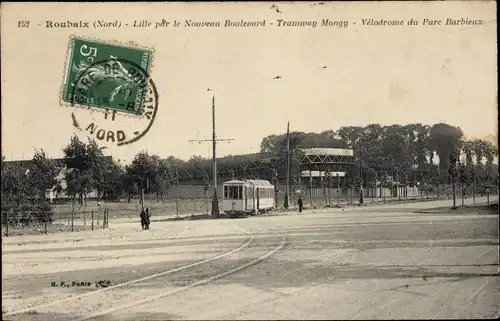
[2,156,114,202]
[297,148,355,185]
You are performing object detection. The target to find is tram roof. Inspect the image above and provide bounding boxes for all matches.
[245,179,274,187]
[223,179,274,187]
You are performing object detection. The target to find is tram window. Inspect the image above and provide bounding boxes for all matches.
[227,186,234,199]
[226,186,243,199]
[224,186,228,198]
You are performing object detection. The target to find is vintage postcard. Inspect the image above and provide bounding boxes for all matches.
[1,1,498,320]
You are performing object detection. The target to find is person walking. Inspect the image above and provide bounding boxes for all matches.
[140,209,146,230]
[297,195,303,213]
[145,208,151,229]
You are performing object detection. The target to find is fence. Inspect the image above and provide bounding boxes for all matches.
[3,182,497,236]
[2,208,110,237]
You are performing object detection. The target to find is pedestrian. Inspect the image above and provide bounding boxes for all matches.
[297,195,303,213]
[140,209,146,230]
[145,208,150,229]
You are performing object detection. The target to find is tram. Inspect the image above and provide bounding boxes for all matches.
[222,179,275,216]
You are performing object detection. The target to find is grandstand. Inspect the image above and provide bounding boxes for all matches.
[172,148,355,185]
[297,148,355,185]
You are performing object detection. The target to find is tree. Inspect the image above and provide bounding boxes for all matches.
[458,160,467,204]
[483,140,497,186]
[123,168,139,203]
[99,160,125,201]
[471,139,486,165]
[260,134,280,153]
[429,123,464,182]
[128,151,162,207]
[323,168,333,206]
[89,146,114,201]
[448,150,459,209]
[1,157,55,226]
[1,158,29,209]
[62,136,107,206]
[365,167,377,188]
[150,159,174,202]
[347,176,354,204]
[29,149,60,202]
[337,126,364,148]
[408,124,431,169]
[380,172,389,203]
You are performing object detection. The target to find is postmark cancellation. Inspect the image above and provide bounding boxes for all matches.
[60,36,159,146]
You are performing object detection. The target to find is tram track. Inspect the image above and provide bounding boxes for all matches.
[77,234,286,321]
[4,225,287,321]
[3,233,253,319]
[1,224,192,286]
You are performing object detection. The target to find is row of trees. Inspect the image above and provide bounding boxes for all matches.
[1,149,60,225]
[260,123,498,187]
[1,136,179,213]
[1,123,498,216]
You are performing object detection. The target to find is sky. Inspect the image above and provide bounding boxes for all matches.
[1,2,497,164]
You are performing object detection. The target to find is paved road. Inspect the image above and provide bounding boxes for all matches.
[3,197,498,320]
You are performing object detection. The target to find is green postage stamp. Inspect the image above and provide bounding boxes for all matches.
[61,37,154,116]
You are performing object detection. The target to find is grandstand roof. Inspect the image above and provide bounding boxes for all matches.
[298,148,354,157]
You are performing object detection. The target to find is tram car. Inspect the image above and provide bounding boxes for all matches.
[222,179,275,216]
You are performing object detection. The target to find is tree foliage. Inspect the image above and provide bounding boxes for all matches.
[29,149,60,201]
[1,156,55,225]
[2,122,498,212]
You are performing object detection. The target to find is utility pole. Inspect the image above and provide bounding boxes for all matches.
[140,178,144,211]
[188,93,234,218]
[211,95,219,217]
[283,122,290,209]
[175,167,180,219]
[396,166,401,201]
[272,168,279,210]
[309,168,313,207]
[359,144,364,205]
[450,152,458,210]
[472,165,476,205]
[336,173,341,205]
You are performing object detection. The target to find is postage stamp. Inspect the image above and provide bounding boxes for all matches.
[61,36,159,146]
[61,37,153,116]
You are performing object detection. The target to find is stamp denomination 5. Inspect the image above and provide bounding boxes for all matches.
[61,36,159,146]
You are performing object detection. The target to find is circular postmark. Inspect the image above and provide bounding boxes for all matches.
[69,57,159,146]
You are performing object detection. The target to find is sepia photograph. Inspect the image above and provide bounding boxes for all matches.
[1,1,498,320]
